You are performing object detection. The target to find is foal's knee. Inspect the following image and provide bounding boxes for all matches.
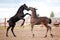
[11,28,13,31]
[11,27,13,31]
[49,26,51,30]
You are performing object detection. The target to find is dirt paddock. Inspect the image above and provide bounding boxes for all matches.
[0,26,60,40]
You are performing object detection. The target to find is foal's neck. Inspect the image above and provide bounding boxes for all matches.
[17,7,24,13]
[31,10,37,18]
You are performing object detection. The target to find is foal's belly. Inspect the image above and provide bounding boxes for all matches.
[35,22,41,25]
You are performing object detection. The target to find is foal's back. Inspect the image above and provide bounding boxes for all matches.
[38,17,49,24]
[31,16,49,25]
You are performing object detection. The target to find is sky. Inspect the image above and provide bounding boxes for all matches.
[0,0,60,18]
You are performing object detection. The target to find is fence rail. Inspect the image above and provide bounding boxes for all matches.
[0,17,60,29]
[0,18,7,28]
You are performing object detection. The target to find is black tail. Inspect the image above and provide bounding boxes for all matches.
[49,18,52,24]
[7,20,9,22]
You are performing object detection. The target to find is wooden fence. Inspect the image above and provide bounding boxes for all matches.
[0,18,6,29]
[0,17,60,29]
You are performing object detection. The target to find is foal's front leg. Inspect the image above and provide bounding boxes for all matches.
[31,24,34,37]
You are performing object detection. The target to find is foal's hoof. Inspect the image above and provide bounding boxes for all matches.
[22,26,24,28]
[33,34,34,37]
[50,34,53,38]
[44,35,47,38]
[21,26,24,28]
[14,35,16,37]
[6,35,8,37]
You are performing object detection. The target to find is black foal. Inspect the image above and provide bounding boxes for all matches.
[6,4,31,37]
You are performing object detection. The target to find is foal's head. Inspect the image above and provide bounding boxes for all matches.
[29,7,37,11]
[22,4,30,11]
[29,7,38,17]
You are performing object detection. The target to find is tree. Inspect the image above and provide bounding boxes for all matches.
[50,11,54,17]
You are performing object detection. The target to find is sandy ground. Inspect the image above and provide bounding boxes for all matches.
[0,26,60,40]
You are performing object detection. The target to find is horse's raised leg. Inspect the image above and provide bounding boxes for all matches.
[44,24,50,38]
[21,19,25,28]
[11,26,16,37]
[6,26,11,37]
[25,13,31,16]
[31,24,34,37]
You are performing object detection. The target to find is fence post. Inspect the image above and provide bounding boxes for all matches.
[4,18,6,29]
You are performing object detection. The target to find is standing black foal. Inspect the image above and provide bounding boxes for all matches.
[6,4,31,37]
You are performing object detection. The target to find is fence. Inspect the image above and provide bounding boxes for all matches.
[0,18,6,29]
[0,17,60,29]
[0,17,30,29]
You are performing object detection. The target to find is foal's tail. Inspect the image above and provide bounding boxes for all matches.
[7,20,9,22]
[49,18,52,24]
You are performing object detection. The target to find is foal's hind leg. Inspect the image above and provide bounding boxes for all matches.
[21,19,25,28]
[49,26,53,37]
[46,25,53,37]
[11,26,16,37]
[44,24,50,38]
[6,26,11,37]
[44,24,53,38]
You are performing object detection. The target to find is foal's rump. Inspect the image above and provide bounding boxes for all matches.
[39,17,52,24]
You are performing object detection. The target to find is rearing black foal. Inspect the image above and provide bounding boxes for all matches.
[6,4,31,37]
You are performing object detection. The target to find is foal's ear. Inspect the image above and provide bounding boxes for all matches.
[23,4,26,6]
[34,8,37,10]
[35,9,38,10]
